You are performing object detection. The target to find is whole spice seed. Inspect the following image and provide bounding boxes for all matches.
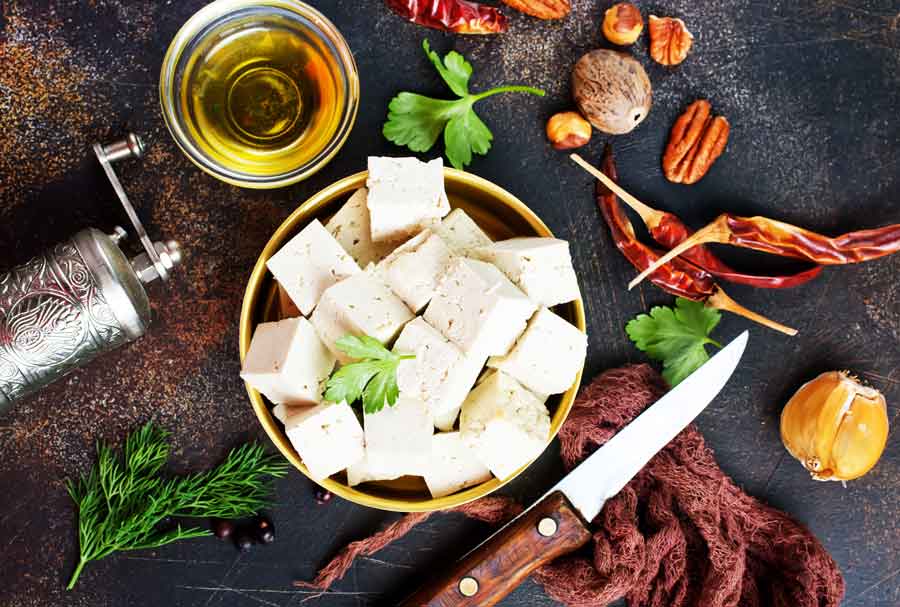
[385,0,508,34]
[315,488,333,504]
[211,518,235,540]
[580,149,798,336]
[253,515,276,544]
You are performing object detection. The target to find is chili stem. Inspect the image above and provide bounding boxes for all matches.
[629,217,732,289]
[708,290,798,336]
[572,154,663,226]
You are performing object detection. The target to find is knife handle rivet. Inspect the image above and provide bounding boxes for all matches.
[537,517,558,537]
[458,576,479,597]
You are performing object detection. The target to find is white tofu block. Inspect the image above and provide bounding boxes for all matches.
[471,237,580,308]
[376,229,454,313]
[393,318,485,430]
[433,353,487,431]
[488,308,587,396]
[284,403,364,481]
[310,271,415,363]
[434,208,492,255]
[363,396,433,476]
[424,258,536,357]
[266,219,361,316]
[459,371,551,480]
[366,157,450,243]
[240,318,336,405]
[423,432,493,499]
[277,283,301,318]
[347,397,434,487]
[325,188,397,266]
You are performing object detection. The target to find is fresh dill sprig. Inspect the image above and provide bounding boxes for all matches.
[66,423,288,590]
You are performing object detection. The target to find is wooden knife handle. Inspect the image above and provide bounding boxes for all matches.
[399,491,592,607]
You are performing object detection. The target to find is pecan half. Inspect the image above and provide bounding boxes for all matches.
[648,15,693,66]
[662,100,730,184]
[501,0,571,20]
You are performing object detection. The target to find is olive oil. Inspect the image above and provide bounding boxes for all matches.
[179,9,346,178]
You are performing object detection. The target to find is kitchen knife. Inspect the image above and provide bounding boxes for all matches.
[400,330,749,607]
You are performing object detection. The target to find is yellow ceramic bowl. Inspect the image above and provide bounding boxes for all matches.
[240,168,586,512]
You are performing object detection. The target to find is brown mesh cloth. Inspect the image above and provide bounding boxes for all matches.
[296,364,845,607]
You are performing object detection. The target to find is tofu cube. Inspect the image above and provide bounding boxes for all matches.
[460,371,551,480]
[240,318,336,405]
[325,188,397,266]
[376,229,454,312]
[284,403,364,481]
[364,397,434,481]
[434,208,492,255]
[272,403,305,423]
[366,157,450,243]
[471,237,580,307]
[310,271,414,363]
[424,258,536,357]
[393,318,485,430]
[266,219,361,316]
[423,432,493,498]
[488,308,587,396]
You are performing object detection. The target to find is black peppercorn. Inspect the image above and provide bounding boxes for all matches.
[211,518,235,540]
[314,488,332,504]
[253,515,275,545]
[234,532,254,553]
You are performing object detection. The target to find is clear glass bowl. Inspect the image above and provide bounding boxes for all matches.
[160,0,359,189]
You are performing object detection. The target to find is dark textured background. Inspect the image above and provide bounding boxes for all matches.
[0,0,898,605]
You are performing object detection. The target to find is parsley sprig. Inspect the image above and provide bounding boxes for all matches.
[626,298,723,387]
[324,335,413,414]
[383,40,545,170]
[66,424,288,590]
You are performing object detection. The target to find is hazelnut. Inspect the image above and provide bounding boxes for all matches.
[602,3,644,46]
[648,15,694,66]
[546,112,592,150]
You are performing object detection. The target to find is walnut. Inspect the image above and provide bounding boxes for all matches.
[602,3,644,46]
[572,50,652,135]
[546,112,592,150]
[648,15,694,66]
[501,0,571,20]
[662,100,730,184]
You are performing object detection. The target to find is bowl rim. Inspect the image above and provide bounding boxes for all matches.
[239,168,586,512]
[159,0,360,189]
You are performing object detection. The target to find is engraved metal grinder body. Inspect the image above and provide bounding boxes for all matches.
[0,135,182,412]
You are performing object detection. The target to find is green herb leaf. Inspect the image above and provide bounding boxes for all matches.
[625,298,723,387]
[334,334,395,361]
[423,39,472,97]
[325,334,412,413]
[384,40,544,170]
[66,424,287,590]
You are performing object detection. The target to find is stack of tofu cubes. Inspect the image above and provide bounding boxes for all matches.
[241,157,587,499]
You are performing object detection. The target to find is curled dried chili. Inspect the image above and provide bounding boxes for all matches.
[385,0,508,34]
[573,153,823,289]
[628,205,900,289]
[596,147,797,336]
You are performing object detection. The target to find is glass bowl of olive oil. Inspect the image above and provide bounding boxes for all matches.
[160,0,359,188]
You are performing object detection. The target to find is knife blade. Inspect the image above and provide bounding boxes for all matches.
[400,330,748,607]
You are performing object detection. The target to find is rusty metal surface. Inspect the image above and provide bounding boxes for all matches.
[0,0,898,606]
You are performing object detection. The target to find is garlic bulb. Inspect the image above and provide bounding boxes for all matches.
[780,371,889,481]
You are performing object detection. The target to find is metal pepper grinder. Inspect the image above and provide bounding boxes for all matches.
[0,134,181,412]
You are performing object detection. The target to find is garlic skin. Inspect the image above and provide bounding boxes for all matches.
[780,371,889,481]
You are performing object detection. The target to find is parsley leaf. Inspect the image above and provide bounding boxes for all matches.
[384,39,544,170]
[324,335,413,414]
[625,298,723,387]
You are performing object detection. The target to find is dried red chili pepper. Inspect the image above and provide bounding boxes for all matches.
[573,154,823,289]
[596,147,797,336]
[386,0,508,34]
[628,208,900,289]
